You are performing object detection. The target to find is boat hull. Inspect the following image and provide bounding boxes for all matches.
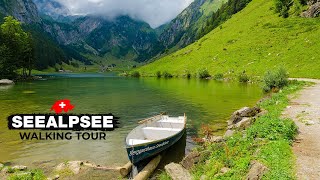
[126,129,185,164]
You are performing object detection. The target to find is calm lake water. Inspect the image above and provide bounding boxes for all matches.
[0,73,262,168]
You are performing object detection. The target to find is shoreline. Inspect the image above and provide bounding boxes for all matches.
[160,79,309,180]
[0,79,312,179]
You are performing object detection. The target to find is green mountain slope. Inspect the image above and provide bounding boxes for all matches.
[159,0,227,50]
[138,0,320,79]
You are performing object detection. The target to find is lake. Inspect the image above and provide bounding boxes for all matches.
[0,73,262,169]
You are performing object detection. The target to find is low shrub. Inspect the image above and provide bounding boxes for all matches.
[263,67,288,92]
[156,71,161,78]
[163,71,173,78]
[184,70,192,79]
[131,71,140,78]
[238,73,249,83]
[198,69,211,79]
[213,73,224,81]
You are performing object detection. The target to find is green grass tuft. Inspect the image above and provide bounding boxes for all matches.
[7,169,46,180]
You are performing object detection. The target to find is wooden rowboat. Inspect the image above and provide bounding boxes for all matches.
[125,114,186,164]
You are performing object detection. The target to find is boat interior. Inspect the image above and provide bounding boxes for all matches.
[126,115,185,146]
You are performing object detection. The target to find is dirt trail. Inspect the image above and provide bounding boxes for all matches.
[282,78,320,180]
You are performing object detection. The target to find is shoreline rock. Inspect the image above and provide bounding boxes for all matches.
[246,160,268,180]
[165,163,192,180]
[55,161,83,175]
[227,106,261,130]
[0,79,14,85]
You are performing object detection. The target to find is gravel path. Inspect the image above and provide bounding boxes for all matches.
[283,78,320,180]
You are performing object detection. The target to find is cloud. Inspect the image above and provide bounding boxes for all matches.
[56,0,194,28]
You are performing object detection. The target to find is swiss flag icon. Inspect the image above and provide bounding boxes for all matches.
[50,99,75,114]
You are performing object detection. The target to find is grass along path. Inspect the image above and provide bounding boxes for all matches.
[184,80,306,179]
[282,78,320,179]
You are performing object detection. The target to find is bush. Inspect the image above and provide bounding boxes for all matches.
[238,73,249,83]
[213,73,224,81]
[163,71,173,78]
[274,0,292,17]
[156,71,161,78]
[184,70,191,79]
[131,71,140,78]
[186,72,191,79]
[198,69,211,79]
[263,67,289,92]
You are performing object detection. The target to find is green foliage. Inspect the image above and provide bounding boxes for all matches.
[184,70,192,79]
[213,73,224,80]
[131,71,141,78]
[198,69,211,79]
[238,72,250,83]
[198,0,252,38]
[70,61,80,68]
[192,81,305,179]
[156,71,162,78]
[258,140,295,179]
[0,16,35,78]
[163,71,173,78]
[263,67,289,92]
[157,171,172,180]
[8,169,46,180]
[274,0,292,17]
[7,167,15,173]
[247,116,297,140]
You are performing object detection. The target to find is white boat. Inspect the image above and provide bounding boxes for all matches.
[125,114,186,164]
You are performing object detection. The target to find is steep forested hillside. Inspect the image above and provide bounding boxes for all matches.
[0,0,79,70]
[138,0,320,79]
[159,0,228,50]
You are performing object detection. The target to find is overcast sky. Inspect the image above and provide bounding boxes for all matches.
[56,0,194,28]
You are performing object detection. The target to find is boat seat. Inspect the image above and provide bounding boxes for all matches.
[142,127,181,140]
[143,127,181,131]
[158,119,184,123]
[128,139,152,145]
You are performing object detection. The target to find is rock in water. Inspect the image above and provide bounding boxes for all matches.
[165,163,192,180]
[246,161,268,180]
[0,79,14,85]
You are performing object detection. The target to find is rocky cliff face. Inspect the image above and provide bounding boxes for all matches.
[74,16,162,62]
[0,0,41,23]
[42,15,162,62]
[159,0,227,50]
[159,0,206,49]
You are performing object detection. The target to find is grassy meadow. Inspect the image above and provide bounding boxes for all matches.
[138,0,320,79]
